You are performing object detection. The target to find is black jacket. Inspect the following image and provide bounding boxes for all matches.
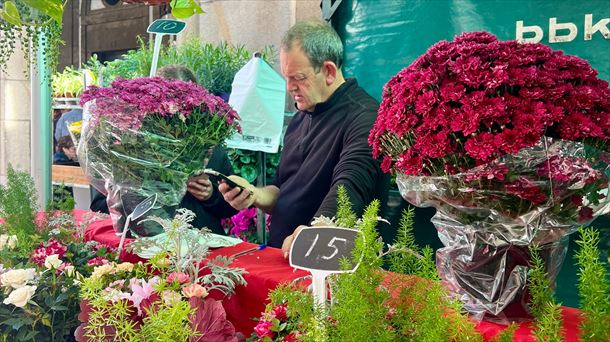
[269,78,388,247]
[90,146,237,235]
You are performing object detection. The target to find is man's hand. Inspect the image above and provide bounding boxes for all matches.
[281,225,307,259]
[218,175,256,210]
[187,174,213,201]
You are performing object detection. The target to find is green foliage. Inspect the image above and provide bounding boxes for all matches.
[574,227,610,342]
[334,185,357,229]
[130,208,248,296]
[96,36,276,95]
[527,245,557,319]
[528,245,564,341]
[51,66,87,97]
[532,302,563,342]
[387,207,421,274]
[255,194,482,341]
[139,300,198,341]
[48,184,75,212]
[99,36,154,84]
[227,148,281,184]
[0,164,38,252]
[492,323,518,342]
[169,0,204,19]
[0,0,64,77]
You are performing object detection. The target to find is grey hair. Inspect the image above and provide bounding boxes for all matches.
[281,20,343,70]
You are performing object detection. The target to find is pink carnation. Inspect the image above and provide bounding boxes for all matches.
[87,256,110,267]
[31,238,67,267]
[254,320,274,338]
[167,272,190,284]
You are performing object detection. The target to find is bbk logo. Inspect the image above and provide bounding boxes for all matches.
[516,14,610,43]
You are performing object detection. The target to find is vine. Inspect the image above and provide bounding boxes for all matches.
[0,0,65,77]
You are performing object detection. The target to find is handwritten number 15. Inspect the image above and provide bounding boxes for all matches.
[304,234,347,260]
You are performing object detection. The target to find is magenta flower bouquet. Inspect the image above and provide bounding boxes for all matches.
[79,77,240,236]
[369,32,610,322]
[222,207,271,243]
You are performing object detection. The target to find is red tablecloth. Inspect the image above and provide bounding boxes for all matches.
[84,215,583,341]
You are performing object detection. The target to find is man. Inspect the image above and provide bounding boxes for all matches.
[219,20,387,256]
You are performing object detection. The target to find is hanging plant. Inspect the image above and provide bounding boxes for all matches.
[0,0,64,76]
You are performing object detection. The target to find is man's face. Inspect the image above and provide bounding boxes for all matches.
[63,145,77,161]
[280,46,326,112]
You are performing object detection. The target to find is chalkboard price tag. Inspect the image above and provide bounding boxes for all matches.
[147,19,186,35]
[289,226,360,308]
[289,226,359,272]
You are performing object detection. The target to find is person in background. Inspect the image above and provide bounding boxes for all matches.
[89,64,237,235]
[219,20,388,255]
[55,107,82,142]
[53,135,79,166]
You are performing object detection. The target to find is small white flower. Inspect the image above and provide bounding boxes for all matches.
[3,285,37,307]
[64,265,75,277]
[0,235,17,250]
[44,254,63,270]
[162,290,182,306]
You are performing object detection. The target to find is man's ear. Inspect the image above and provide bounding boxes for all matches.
[322,61,338,85]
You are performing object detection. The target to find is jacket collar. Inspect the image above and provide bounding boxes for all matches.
[299,78,357,115]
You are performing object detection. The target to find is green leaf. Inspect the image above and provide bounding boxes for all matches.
[171,0,205,19]
[21,0,64,24]
[0,1,22,26]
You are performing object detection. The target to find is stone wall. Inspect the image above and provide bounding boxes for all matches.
[0,41,31,185]
[178,0,321,58]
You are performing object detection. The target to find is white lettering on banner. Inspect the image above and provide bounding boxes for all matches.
[516,14,610,43]
[549,18,578,43]
[584,14,610,40]
[516,20,544,43]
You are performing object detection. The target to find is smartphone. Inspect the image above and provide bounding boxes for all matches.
[202,169,241,189]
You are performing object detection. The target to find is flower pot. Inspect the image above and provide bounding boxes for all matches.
[396,138,610,323]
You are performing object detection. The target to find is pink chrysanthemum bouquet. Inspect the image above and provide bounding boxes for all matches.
[79,77,240,236]
[369,32,610,322]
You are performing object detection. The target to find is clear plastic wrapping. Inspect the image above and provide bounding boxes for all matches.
[396,138,610,323]
[77,79,239,237]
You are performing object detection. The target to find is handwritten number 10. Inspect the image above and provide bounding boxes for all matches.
[304,234,347,260]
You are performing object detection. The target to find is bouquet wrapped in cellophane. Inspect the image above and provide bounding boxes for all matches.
[369,32,610,322]
[78,77,240,236]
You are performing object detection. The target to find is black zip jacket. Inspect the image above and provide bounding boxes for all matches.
[269,78,388,247]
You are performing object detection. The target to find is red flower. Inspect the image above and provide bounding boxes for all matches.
[578,207,593,222]
[369,31,610,176]
[87,256,110,267]
[464,133,498,162]
[30,238,68,266]
[271,304,288,321]
[283,332,299,342]
[254,320,274,338]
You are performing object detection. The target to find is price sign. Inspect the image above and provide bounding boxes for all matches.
[146,19,187,77]
[289,227,360,307]
[147,19,186,35]
[290,227,359,272]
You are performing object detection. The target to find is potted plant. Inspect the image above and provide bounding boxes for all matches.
[369,32,610,322]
